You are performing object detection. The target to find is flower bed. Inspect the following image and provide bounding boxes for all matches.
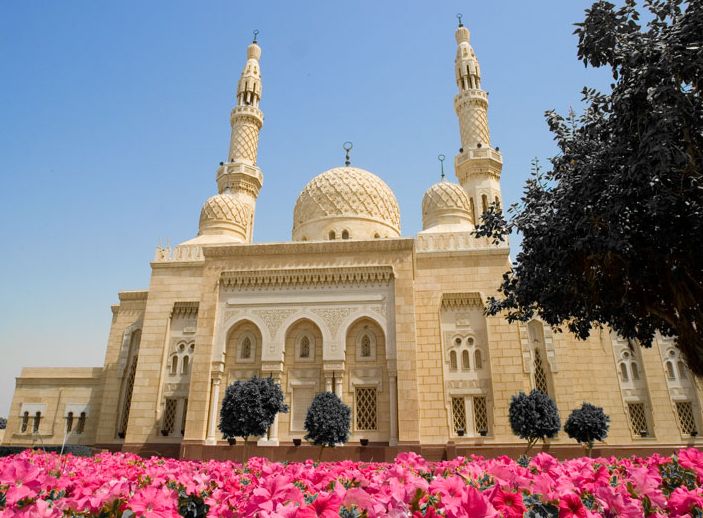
[1,448,703,517]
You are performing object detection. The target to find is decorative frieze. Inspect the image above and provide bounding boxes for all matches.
[441,292,484,309]
[171,301,199,319]
[220,266,394,290]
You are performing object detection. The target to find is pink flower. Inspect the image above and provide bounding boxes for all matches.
[559,493,587,518]
[489,486,526,518]
[462,485,499,517]
[668,486,703,516]
[128,485,178,518]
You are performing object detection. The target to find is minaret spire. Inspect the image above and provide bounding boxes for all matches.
[212,33,266,243]
[452,17,503,223]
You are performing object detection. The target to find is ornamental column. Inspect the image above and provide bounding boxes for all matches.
[206,361,224,445]
[389,372,399,446]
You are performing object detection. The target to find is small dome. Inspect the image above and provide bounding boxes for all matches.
[292,167,401,241]
[422,181,473,231]
[199,193,250,241]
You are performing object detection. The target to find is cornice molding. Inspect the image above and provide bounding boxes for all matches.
[118,291,149,302]
[441,292,485,309]
[171,301,199,319]
[203,237,414,258]
[221,266,395,290]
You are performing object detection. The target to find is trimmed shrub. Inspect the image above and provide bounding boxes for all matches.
[219,376,288,444]
[509,389,561,454]
[304,392,351,454]
[564,402,610,456]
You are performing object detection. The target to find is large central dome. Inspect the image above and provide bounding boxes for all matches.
[292,166,401,241]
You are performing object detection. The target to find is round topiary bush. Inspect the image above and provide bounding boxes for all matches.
[509,389,561,454]
[564,402,610,456]
[304,392,351,458]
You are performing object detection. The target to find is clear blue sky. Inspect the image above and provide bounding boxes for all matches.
[0,1,611,417]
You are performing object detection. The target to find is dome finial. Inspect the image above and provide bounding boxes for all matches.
[343,141,353,166]
[252,29,259,43]
[456,13,464,27]
[437,154,446,181]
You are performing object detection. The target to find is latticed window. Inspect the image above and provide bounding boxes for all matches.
[119,355,138,436]
[676,401,697,435]
[473,396,488,434]
[361,335,371,358]
[451,397,466,434]
[300,336,310,358]
[241,337,252,359]
[628,402,650,436]
[355,387,378,431]
[162,399,177,435]
[181,399,189,435]
[533,349,549,394]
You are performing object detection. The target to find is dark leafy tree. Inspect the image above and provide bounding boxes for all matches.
[564,402,610,456]
[304,391,351,459]
[475,1,703,375]
[0,417,6,430]
[219,376,288,447]
[509,390,561,454]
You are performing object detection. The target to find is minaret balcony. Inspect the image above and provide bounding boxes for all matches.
[216,162,263,196]
[454,148,503,181]
[230,105,263,126]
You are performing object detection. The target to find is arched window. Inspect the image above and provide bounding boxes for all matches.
[328,230,336,240]
[300,336,310,358]
[182,355,190,374]
[66,412,74,433]
[361,335,371,358]
[620,362,629,382]
[678,360,687,379]
[342,230,350,240]
[170,355,178,375]
[77,412,86,434]
[450,351,458,371]
[631,362,640,380]
[21,411,29,433]
[33,411,41,433]
[469,198,475,223]
[474,349,482,370]
[666,361,676,380]
[462,350,470,370]
[495,196,500,207]
[241,337,252,359]
[481,194,488,213]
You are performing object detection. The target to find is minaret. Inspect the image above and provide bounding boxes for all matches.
[215,33,265,243]
[452,17,503,224]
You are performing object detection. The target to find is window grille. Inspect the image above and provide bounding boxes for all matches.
[181,399,188,435]
[300,336,310,358]
[119,355,138,436]
[627,402,650,436]
[451,397,466,434]
[33,412,41,433]
[77,412,86,434]
[676,401,697,435]
[473,396,488,434]
[533,349,549,394]
[449,351,457,371]
[361,335,371,358]
[162,399,177,435]
[21,412,29,433]
[355,387,377,431]
[66,412,74,433]
[241,337,252,359]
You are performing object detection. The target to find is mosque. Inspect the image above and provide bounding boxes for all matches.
[4,20,701,459]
